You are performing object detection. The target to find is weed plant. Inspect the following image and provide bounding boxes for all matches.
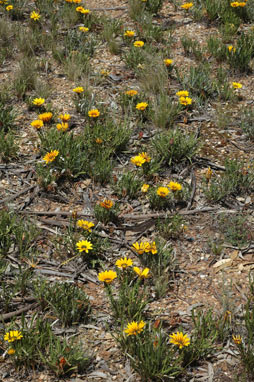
[218,213,253,247]
[152,128,199,167]
[156,214,186,240]
[114,171,142,200]
[33,280,91,326]
[203,159,254,203]
[3,314,91,376]
[241,106,254,140]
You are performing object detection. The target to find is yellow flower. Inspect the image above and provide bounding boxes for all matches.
[59,113,71,122]
[4,330,23,343]
[136,102,148,111]
[176,90,189,97]
[132,241,149,255]
[169,332,190,349]
[164,59,173,66]
[131,155,146,167]
[168,181,182,191]
[180,2,193,9]
[124,30,135,37]
[79,26,89,32]
[30,11,41,20]
[140,152,151,162]
[100,69,109,77]
[133,40,144,47]
[230,2,240,6]
[31,119,43,129]
[38,112,53,123]
[76,6,90,13]
[232,334,242,345]
[133,266,150,278]
[98,270,117,283]
[228,45,236,53]
[149,241,157,254]
[88,109,100,118]
[157,187,170,197]
[238,2,247,6]
[115,257,133,269]
[141,184,150,193]
[73,0,82,3]
[124,320,145,336]
[125,89,138,96]
[179,96,192,106]
[7,348,15,355]
[96,138,103,144]
[43,150,59,164]
[6,5,13,11]
[77,220,95,232]
[32,97,45,106]
[100,199,114,209]
[73,86,84,93]
[205,167,212,181]
[76,240,93,253]
[232,82,242,89]
[56,122,69,131]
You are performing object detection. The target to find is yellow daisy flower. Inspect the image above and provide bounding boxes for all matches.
[115,257,133,269]
[164,59,173,66]
[232,82,242,89]
[38,112,53,123]
[73,86,84,93]
[136,102,148,111]
[88,109,100,118]
[4,330,23,343]
[133,266,150,278]
[141,184,150,193]
[32,97,45,106]
[56,122,69,131]
[131,155,146,167]
[100,199,114,209]
[31,119,43,129]
[169,331,190,349]
[43,150,59,164]
[124,320,145,336]
[30,11,41,20]
[133,40,144,47]
[124,30,135,37]
[125,89,138,96]
[168,181,182,191]
[232,334,242,345]
[98,270,117,283]
[76,240,93,253]
[59,113,71,122]
[77,220,95,232]
[157,187,170,197]
[180,3,193,9]
[176,90,189,97]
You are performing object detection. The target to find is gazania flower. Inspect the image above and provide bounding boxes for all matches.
[59,113,71,122]
[168,181,182,191]
[148,241,157,254]
[232,334,242,345]
[76,240,93,253]
[96,138,103,144]
[73,86,84,93]
[230,2,240,6]
[238,2,247,6]
[4,330,23,343]
[30,11,41,20]
[88,109,100,118]
[76,6,90,13]
[124,30,135,37]
[131,155,146,167]
[205,167,212,181]
[31,119,43,129]
[56,122,68,131]
[77,219,95,232]
[176,90,189,97]
[141,184,150,193]
[180,2,193,9]
[115,257,133,269]
[73,0,82,3]
[43,150,59,164]
[169,331,190,349]
[132,241,149,255]
[98,270,117,283]
[133,266,150,278]
[124,320,145,336]
[232,82,242,89]
[179,96,192,106]
[133,40,144,47]
[7,348,15,355]
[157,187,170,197]
[131,154,144,166]
[140,152,151,163]
[79,26,89,32]
[6,5,13,11]
[164,59,173,66]
[100,199,114,209]
[38,112,53,123]
[136,102,148,111]
[228,45,236,53]
[32,97,45,106]
[125,89,138,96]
